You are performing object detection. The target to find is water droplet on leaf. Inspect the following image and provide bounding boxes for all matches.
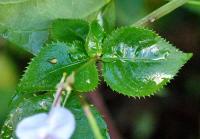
[49,58,58,64]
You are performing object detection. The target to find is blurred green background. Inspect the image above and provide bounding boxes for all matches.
[0,0,199,139]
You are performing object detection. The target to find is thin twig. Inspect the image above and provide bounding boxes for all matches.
[132,0,189,27]
[166,0,200,6]
[188,0,200,6]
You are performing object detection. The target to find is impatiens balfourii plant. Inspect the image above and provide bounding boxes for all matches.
[0,0,193,138]
[16,72,76,139]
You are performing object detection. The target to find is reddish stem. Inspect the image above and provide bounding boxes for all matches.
[87,89,123,139]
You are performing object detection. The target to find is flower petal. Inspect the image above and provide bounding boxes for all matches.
[48,107,76,139]
[16,113,49,139]
[16,107,76,139]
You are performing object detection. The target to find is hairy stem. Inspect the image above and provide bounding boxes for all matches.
[79,95,104,139]
[132,0,189,27]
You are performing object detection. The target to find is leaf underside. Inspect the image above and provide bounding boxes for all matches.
[0,93,109,139]
[17,41,99,93]
[102,27,192,97]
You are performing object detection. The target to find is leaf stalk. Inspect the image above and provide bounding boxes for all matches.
[132,0,189,27]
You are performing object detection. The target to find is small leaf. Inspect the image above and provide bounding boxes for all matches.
[102,27,192,97]
[17,41,98,93]
[0,0,110,54]
[74,60,99,92]
[85,20,105,57]
[0,93,109,139]
[50,19,89,43]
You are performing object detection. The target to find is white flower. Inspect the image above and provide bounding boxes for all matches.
[16,107,76,139]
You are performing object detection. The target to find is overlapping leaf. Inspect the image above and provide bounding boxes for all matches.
[17,41,99,93]
[100,0,116,33]
[102,27,192,97]
[50,19,89,43]
[0,93,109,139]
[85,20,105,57]
[0,0,110,54]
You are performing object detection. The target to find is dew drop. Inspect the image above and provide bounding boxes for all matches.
[2,33,8,39]
[39,101,48,110]
[86,79,91,84]
[49,58,58,64]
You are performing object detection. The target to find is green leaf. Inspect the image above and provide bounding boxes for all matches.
[102,27,192,97]
[115,0,148,26]
[74,60,99,92]
[0,93,109,139]
[17,41,98,93]
[50,19,89,43]
[100,0,116,33]
[85,20,105,57]
[0,0,110,55]
[67,94,109,139]
[0,0,28,4]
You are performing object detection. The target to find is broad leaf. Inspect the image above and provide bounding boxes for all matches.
[0,0,110,54]
[50,19,89,43]
[85,20,105,57]
[0,93,109,139]
[17,41,98,93]
[102,27,192,97]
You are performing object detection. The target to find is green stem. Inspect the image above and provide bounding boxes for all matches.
[132,0,189,27]
[166,0,200,6]
[186,0,200,6]
[62,90,71,107]
[79,95,104,139]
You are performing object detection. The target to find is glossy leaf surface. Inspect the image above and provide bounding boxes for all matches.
[0,93,109,139]
[102,27,192,97]
[50,19,89,43]
[85,20,105,57]
[17,41,98,93]
[0,0,110,54]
